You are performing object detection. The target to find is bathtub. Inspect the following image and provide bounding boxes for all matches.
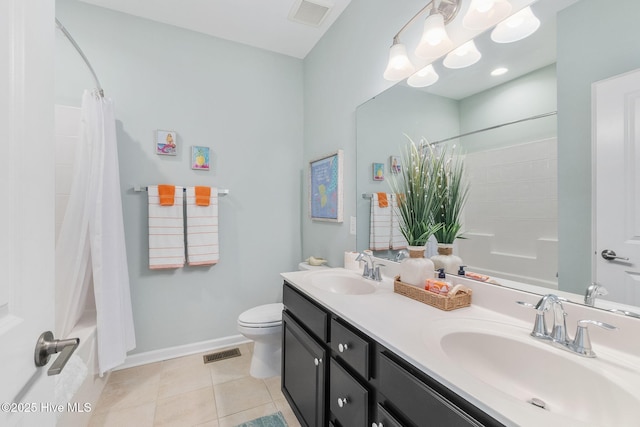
[57,311,110,427]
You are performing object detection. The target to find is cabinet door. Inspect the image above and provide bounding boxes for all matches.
[282,311,326,427]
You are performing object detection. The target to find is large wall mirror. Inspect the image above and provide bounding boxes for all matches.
[356,0,640,314]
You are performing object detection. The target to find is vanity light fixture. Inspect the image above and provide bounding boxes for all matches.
[443,40,482,69]
[463,0,512,30]
[415,8,454,59]
[383,0,460,81]
[490,6,540,43]
[383,37,416,81]
[407,64,440,87]
[490,67,509,76]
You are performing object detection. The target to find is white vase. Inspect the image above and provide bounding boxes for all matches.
[400,246,435,287]
[431,243,463,275]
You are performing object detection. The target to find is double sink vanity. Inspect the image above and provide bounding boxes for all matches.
[280,267,640,427]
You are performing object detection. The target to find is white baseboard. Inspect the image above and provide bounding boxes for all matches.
[116,334,251,371]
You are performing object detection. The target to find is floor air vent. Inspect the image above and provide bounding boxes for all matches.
[203,348,241,364]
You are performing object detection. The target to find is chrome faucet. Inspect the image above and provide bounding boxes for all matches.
[394,249,409,262]
[518,294,617,358]
[355,251,384,281]
[584,282,608,306]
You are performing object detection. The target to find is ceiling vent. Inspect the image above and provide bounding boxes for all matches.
[288,0,332,27]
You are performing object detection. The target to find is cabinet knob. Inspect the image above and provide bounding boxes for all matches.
[372,424,383,427]
[337,397,349,408]
[338,343,349,353]
[314,357,322,366]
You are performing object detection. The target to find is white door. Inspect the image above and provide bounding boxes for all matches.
[594,68,640,307]
[0,0,57,425]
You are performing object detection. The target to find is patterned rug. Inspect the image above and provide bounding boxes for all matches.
[234,411,288,427]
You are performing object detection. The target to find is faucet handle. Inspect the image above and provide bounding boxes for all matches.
[516,301,549,338]
[373,264,385,281]
[572,319,617,357]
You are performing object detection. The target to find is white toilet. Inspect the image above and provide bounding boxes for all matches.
[237,302,284,378]
[237,261,329,378]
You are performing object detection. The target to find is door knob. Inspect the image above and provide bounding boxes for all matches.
[34,331,80,376]
[601,249,629,261]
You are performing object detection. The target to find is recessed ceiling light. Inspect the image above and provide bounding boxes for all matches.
[491,67,509,76]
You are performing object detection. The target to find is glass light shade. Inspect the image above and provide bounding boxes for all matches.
[491,6,540,43]
[407,65,440,87]
[443,40,482,69]
[463,0,512,30]
[415,13,453,59]
[383,42,415,81]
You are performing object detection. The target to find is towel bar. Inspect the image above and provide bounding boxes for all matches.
[133,186,229,196]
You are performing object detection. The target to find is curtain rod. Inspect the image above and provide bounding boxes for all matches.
[427,111,558,146]
[55,18,104,97]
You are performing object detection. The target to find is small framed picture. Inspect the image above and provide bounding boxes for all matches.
[191,146,210,170]
[373,163,385,181]
[156,130,177,156]
[390,156,402,174]
[309,150,343,222]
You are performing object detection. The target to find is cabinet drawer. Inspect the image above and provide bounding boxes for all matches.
[378,352,482,427]
[373,403,403,427]
[283,283,328,342]
[330,359,369,427]
[330,318,370,379]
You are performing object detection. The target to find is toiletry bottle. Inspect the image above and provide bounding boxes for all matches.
[458,265,489,281]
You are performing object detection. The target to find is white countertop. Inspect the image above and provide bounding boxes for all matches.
[281,268,640,427]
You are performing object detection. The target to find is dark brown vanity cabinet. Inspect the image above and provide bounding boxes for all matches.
[282,285,328,427]
[282,281,503,427]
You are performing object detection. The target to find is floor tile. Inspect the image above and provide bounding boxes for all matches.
[263,376,285,401]
[89,402,156,427]
[213,376,273,417]
[154,386,217,427]
[158,361,213,399]
[94,373,160,413]
[208,351,252,386]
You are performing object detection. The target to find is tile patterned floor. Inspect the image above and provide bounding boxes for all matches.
[89,343,301,427]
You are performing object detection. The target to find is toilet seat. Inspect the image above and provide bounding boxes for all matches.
[238,303,283,328]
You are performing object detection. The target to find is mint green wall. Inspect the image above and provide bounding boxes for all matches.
[303,0,425,266]
[56,0,303,354]
[459,64,557,153]
[557,0,640,294]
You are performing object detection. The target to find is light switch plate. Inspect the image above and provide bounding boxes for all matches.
[350,216,357,235]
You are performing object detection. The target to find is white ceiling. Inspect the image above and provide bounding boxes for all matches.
[77,0,352,59]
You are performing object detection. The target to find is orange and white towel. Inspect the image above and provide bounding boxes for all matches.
[148,185,185,269]
[369,192,392,250]
[390,194,408,250]
[185,186,219,266]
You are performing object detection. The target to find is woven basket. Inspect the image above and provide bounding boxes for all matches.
[394,276,472,311]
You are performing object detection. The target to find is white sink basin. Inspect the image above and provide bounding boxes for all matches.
[309,271,376,295]
[425,319,640,426]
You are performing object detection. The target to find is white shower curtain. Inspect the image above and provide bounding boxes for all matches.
[56,89,136,375]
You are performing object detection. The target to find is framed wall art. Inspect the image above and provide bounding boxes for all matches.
[156,130,177,156]
[373,162,385,181]
[191,146,210,170]
[309,150,343,222]
[390,155,401,174]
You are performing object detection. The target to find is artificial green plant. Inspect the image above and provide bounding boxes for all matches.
[431,144,469,244]
[388,137,443,247]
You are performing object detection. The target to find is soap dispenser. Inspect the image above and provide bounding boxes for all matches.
[458,265,467,276]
